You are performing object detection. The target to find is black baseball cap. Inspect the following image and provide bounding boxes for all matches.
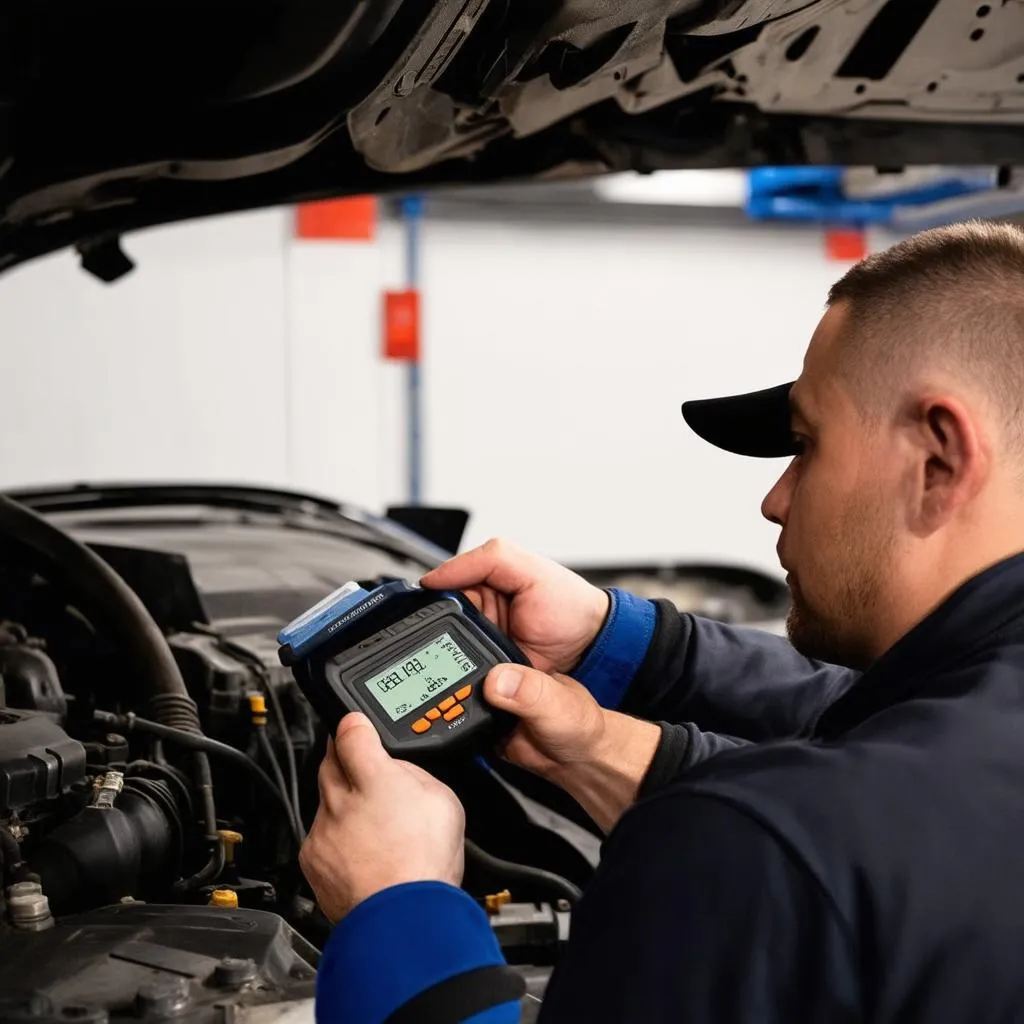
[681,381,799,458]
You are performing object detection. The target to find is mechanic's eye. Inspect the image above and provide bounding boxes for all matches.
[791,433,810,456]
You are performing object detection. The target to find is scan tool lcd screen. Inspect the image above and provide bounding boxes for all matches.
[363,632,477,721]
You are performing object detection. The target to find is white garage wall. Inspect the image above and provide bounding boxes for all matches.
[0,203,878,575]
[417,215,841,574]
[0,210,293,486]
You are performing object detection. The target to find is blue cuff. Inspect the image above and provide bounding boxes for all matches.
[572,589,657,710]
[316,881,518,1024]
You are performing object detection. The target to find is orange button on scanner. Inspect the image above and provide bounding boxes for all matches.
[425,708,441,721]
[439,696,456,712]
[455,685,472,701]
[411,718,432,734]
[443,703,465,722]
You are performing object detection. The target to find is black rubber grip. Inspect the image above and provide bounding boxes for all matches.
[384,964,526,1024]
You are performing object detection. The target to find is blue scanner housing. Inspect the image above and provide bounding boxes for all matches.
[277,578,415,665]
[276,578,528,760]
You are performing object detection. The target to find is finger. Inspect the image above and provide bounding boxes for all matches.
[317,738,351,811]
[421,538,535,595]
[463,586,510,634]
[495,591,512,635]
[483,663,580,721]
[333,712,388,791]
[481,585,500,626]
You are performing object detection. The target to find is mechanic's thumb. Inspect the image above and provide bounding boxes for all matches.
[484,664,572,723]
[333,712,387,788]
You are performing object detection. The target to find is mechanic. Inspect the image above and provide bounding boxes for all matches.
[301,220,1024,1023]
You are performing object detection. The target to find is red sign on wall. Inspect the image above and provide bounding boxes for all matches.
[383,290,420,362]
[825,227,868,262]
[294,197,377,241]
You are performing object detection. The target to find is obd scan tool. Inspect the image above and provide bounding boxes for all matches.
[277,580,527,760]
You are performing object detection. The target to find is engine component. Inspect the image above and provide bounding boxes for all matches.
[0,496,224,891]
[0,709,85,812]
[82,732,129,770]
[91,769,124,810]
[30,776,182,915]
[465,838,582,908]
[0,902,318,1024]
[0,623,67,718]
[5,880,54,932]
[487,901,569,966]
[94,709,303,848]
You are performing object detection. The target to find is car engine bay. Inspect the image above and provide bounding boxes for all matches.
[0,494,584,1022]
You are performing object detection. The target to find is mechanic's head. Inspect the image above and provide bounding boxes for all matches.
[688,220,1024,669]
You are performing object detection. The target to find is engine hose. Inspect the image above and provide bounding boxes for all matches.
[257,727,305,842]
[464,837,583,908]
[261,683,305,839]
[96,710,304,848]
[0,497,191,709]
[127,760,194,823]
[0,497,221,885]
[147,694,221,889]
[202,630,306,839]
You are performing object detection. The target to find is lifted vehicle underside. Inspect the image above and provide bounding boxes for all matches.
[2,0,1023,275]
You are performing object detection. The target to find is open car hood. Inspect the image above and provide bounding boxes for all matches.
[2,0,1023,276]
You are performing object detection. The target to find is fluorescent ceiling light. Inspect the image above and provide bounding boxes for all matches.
[593,170,748,207]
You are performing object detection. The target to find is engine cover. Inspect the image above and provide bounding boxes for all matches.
[0,903,318,1023]
[0,710,85,812]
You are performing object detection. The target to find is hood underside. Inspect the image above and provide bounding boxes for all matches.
[2,0,1023,274]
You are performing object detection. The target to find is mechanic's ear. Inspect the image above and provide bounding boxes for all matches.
[916,396,989,529]
[332,713,387,788]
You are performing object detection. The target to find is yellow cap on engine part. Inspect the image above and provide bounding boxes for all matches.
[247,693,268,725]
[208,889,239,909]
[217,830,244,864]
[484,890,512,914]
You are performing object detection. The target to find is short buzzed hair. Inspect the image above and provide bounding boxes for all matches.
[826,220,1024,451]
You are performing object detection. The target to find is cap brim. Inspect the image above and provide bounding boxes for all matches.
[681,381,797,458]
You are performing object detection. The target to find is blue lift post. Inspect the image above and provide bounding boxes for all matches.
[400,194,424,506]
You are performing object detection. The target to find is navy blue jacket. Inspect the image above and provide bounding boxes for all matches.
[316,555,1024,1023]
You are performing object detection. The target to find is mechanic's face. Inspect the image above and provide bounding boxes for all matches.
[761,305,902,669]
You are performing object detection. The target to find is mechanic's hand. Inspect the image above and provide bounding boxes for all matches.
[484,663,660,833]
[299,713,465,923]
[421,538,609,675]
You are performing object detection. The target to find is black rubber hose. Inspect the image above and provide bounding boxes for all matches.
[204,631,307,839]
[96,710,303,848]
[464,837,583,908]
[175,752,225,892]
[0,496,190,709]
[257,726,304,841]
[262,683,306,840]
[127,760,193,822]
[0,496,222,885]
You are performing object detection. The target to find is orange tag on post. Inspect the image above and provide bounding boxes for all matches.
[295,197,377,240]
[383,290,420,362]
[825,227,868,262]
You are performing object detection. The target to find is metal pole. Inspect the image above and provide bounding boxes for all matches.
[401,194,424,505]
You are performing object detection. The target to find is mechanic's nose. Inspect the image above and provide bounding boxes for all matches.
[761,459,796,527]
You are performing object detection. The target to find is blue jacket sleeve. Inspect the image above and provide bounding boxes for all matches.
[572,589,657,709]
[316,882,520,1024]
[573,590,857,741]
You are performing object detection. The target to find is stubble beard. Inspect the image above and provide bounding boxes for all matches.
[784,520,894,671]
